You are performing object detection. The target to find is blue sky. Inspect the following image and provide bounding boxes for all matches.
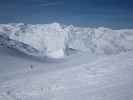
[0,0,133,28]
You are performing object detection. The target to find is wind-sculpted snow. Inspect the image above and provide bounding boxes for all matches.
[0,22,133,58]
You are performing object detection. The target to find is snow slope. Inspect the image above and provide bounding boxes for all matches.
[0,46,133,100]
[0,23,133,58]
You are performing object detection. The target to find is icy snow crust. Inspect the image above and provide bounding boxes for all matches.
[0,22,133,58]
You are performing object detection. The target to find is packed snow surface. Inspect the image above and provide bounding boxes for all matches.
[0,22,133,58]
[0,46,133,100]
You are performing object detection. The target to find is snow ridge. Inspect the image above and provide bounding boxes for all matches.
[0,22,133,58]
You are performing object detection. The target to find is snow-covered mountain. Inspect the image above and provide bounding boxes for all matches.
[0,22,133,58]
[0,23,133,100]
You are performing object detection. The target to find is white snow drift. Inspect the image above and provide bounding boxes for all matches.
[0,22,133,58]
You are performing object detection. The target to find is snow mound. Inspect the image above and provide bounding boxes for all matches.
[0,22,133,58]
